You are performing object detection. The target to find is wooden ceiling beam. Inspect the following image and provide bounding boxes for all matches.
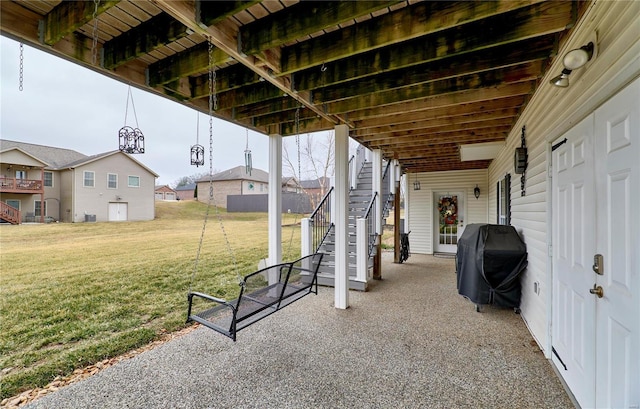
[154,0,346,129]
[352,96,525,131]
[239,1,401,56]
[355,110,519,139]
[147,41,233,86]
[372,133,509,152]
[311,36,554,103]
[199,1,261,26]
[43,0,120,46]
[293,1,571,90]
[103,12,190,69]
[322,62,540,115]
[361,119,514,141]
[366,128,511,148]
[346,82,534,121]
[282,0,543,75]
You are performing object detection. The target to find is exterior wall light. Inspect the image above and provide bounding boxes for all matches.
[413,173,421,190]
[474,185,480,199]
[550,42,595,88]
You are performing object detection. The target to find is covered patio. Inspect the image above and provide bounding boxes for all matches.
[25,254,573,408]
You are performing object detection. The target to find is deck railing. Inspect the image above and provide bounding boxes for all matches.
[0,177,43,192]
[309,186,334,253]
[363,192,378,257]
[0,201,21,224]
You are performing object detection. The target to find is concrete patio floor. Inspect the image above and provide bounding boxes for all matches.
[26,253,574,409]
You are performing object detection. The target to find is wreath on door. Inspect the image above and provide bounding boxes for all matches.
[438,196,458,225]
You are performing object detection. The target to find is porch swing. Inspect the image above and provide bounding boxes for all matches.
[186,39,323,341]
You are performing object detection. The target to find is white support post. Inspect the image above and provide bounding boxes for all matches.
[403,172,410,234]
[372,149,382,235]
[268,134,282,285]
[301,218,312,257]
[356,218,368,283]
[334,124,349,309]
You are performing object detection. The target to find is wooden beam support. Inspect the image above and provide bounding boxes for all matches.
[309,37,554,103]
[352,96,525,133]
[103,12,190,69]
[293,1,571,88]
[199,1,261,26]
[282,0,543,74]
[147,41,232,86]
[322,63,540,114]
[361,120,515,144]
[239,1,401,56]
[44,0,121,46]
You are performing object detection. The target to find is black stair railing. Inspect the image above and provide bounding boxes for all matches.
[363,191,378,257]
[309,186,334,253]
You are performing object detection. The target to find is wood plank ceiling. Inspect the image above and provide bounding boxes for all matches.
[0,1,583,173]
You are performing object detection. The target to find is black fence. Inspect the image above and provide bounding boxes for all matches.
[227,192,312,213]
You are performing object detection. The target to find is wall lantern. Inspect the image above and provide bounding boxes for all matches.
[413,173,421,191]
[474,185,480,199]
[550,42,595,88]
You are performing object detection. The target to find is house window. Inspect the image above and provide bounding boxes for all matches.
[6,199,20,210]
[83,171,95,187]
[15,170,27,179]
[44,172,53,187]
[128,175,140,187]
[107,173,118,189]
[34,200,47,217]
[497,174,511,225]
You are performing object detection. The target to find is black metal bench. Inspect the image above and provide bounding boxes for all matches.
[187,253,323,341]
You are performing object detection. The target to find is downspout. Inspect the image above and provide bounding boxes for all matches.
[40,166,45,223]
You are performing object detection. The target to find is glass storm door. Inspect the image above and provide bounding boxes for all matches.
[434,192,463,253]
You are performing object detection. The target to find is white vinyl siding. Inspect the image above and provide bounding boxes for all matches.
[486,1,639,353]
[83,171,94,187]
[407,169,488,254]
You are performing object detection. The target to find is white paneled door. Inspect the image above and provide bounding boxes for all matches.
[108,202,128,221]
[552,78,639,409]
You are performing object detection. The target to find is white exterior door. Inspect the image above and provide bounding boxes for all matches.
[434,192,464,253]
[552,78,639,408]
[593,78,639,409]
[108,202,128,221]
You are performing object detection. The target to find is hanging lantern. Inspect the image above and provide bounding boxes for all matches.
[191,144,205,167]
[118,126,145,154]
[119,86,145,154]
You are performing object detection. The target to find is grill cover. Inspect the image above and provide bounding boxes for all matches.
[456,224,528,308]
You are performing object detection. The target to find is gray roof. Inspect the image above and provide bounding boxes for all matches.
[175,183,196,191]
[197,166,268,183]
[0,139,87,169]
[300,177,330,189]
[0,140,158,176]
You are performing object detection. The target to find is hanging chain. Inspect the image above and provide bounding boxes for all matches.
[287,106,302,255]
[18,43,24,91]
[91,0,100,66]
[190,37,240,293]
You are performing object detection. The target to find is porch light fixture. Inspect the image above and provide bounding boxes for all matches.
[474,185,480,199]
[413,173,421,191]
[550,42,595,88]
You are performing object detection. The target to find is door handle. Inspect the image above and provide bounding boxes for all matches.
[589,284,604,298]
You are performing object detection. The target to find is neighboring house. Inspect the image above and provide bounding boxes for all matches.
[0,140,158,223]
[175,183,196,201]
[281,176,300,193]
[195,165,269,208]
[300,177,331,209]
[155,185,177,201]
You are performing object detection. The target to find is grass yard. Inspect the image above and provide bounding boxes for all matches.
[0,201,302,399]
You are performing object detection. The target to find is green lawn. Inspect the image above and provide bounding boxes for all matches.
[0,201,302,399]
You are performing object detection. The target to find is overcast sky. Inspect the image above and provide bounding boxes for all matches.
[1,36,333,186]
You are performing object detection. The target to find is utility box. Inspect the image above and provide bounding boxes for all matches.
[85,214,96,222]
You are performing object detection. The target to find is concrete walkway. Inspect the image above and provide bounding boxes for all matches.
[26,254,573,409]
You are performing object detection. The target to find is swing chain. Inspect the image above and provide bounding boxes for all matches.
[18,43,24,91]
[91,0,100,66]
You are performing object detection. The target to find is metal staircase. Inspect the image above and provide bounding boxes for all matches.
[311,160,394,291]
